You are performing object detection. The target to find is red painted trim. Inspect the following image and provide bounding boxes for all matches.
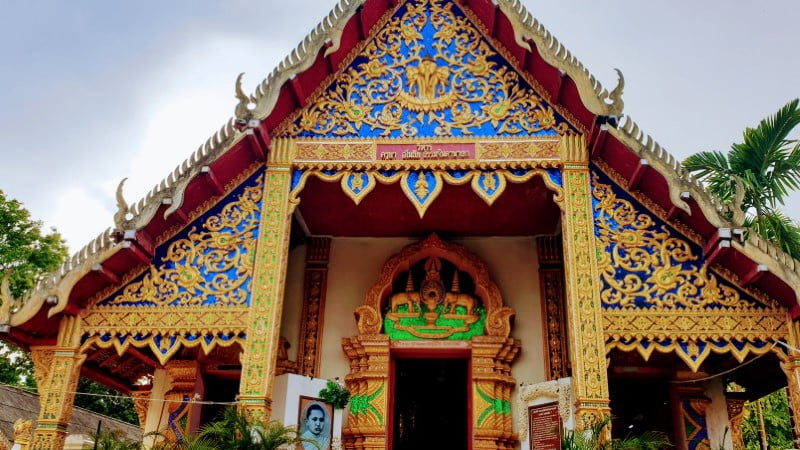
[92,263,120,285]
[627,159,649,190]
[289,76,307,108]
[201,166,224,196]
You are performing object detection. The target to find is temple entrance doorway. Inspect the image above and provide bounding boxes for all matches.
[391,357,469,450]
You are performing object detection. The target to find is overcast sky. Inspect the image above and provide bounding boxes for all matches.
[1,1,799,253]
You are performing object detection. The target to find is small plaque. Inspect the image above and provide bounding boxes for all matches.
[376,142,475,161]
[528,402,561,450]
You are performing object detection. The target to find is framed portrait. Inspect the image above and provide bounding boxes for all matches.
[297,396,334,450]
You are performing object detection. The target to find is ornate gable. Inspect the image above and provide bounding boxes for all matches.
[277,0,577,140]
[592,168,787,371]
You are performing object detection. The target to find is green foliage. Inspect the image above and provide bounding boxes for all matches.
[74,377,139,425]
[683,98,800,259]
[561,416,670,450]
[194,407,317,450]
[319,379,350,409]
[0,189,68,298]
[0,341,36,389]
[742,389,794,450]
[87,429,142,450]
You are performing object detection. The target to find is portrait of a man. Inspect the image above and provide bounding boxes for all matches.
[298,397,333,450]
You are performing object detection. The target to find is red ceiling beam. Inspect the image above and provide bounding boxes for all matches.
[91,263,120,285]
[627,159,650,191]
[81,365,132,395]
[289,75,307,108]
[740,264,768,287]
[590,124,608,159]
[704,228,732,266]
[666,192,691,220]
[201,166,224,196]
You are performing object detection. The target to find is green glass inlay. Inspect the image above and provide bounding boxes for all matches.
[475,385,510,427]
[384,304,486,340]
[349,383,385,425]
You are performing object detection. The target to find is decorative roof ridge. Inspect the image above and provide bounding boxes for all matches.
[4,118,243,326]
[495,0,624,117]
[116,117,243,231]
[606,115,800,293]
[5,228,119,326]
[238,0,365,120]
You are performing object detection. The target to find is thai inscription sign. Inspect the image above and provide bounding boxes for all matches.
[377,143,474,161]
[293,139,561,163]
[528,402,561,450]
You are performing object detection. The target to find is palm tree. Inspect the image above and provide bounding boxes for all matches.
[195,407,318,450]
[561,416,670,450]
[683,99,800,259]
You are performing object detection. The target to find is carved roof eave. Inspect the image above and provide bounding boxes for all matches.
[5,120,248,327]
[7,228,121,326]
[238,0,624,121]
[607,115,800,305]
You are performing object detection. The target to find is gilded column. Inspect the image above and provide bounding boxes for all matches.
[297,237,331,376]
[341,335,390,450]
[726,395,746,450]
[164,360,200,440]
[536,236,570,380]
[30,315,86,450]
[781,317,800,443]
[471,337,520,450]
[671,383,711,450]
[239,138,295,418]
[559,134,611,429]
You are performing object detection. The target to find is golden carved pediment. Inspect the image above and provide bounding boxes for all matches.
[355,234,514,339]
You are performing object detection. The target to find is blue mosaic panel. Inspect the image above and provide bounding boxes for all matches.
[591,168,759,310]
[281,0,576,139]
[98,170,264,307]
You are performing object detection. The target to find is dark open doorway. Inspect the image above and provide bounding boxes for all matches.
[392,358,469,449]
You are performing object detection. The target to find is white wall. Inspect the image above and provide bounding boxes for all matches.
[705,379,733,449]
[317,236,546,387]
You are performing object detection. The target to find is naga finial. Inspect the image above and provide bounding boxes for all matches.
[730,176,746,226]
[608,68,625,111]
[114,177,129,229]
[0,270,16,328]
[234,72,253,120]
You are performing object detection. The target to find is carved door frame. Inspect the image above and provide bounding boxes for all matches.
[341,234,520,450]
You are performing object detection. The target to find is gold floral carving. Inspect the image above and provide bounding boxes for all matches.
[298,237,331,377]
[29,348,54,393]
[593,175,752,309]
[477,139,560,161]
[608,339,775,373]
[781,318,800,441]
[31,316,86,450]
[342,335,390,449]
[559,135,610,430]
[164,360,199,440]
[603,307,786,342]
[99,175,264,308]
[537,236,570,380]
[278,0,572,139]
[239,163,294,418]
[81,332,245,367]
[725,396,746,450]
[13,419,32,449]
[82,305,250,336]
[471,337,520,449]
[356,234,514,338]
[132,389,151,429]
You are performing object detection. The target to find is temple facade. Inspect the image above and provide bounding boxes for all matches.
[2,0,800,449]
